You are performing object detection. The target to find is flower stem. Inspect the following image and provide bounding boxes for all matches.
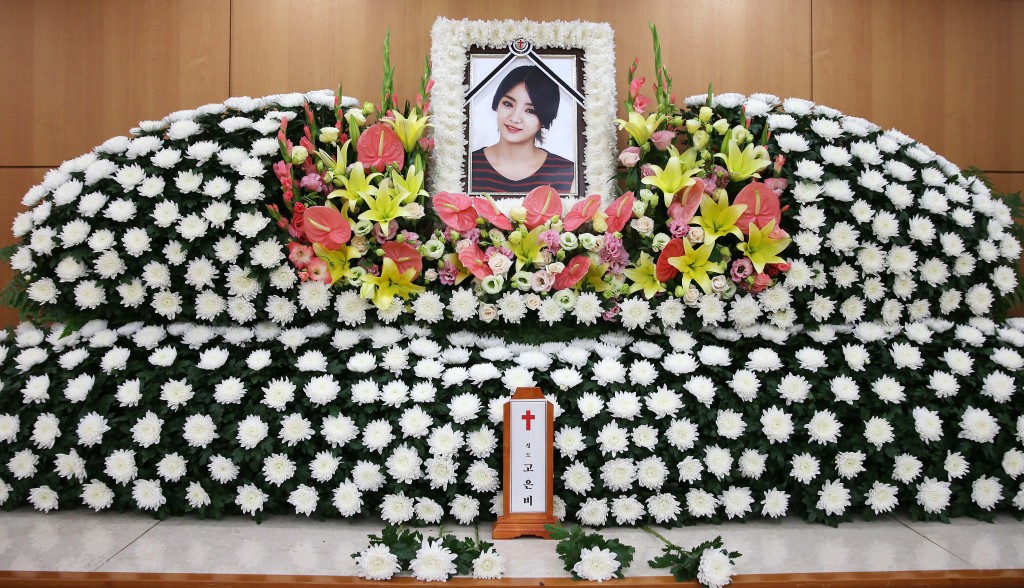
[438,522,446,538]
[641,525,678,548]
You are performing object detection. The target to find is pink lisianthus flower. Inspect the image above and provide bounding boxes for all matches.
[763,177,789,196]
[599,235,629,275]
[668,219,690,239]
[650,130,676,151]
[531,270,556,292]
[300,173,325,193]
[372,220,399,243]
[618,147,641,168]
[306,257,331,283]
[640,164,656,178]
[730,258,754,282]
[539,229,561,253]
[439,262,459,285]
[462,228,482,246]
[602,305,621,321]
[288,242,314,269]
[399,230,421,246]
[485,246,514,260]
[366,264,381,277]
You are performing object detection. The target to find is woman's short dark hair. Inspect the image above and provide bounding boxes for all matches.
[491,65,560,131]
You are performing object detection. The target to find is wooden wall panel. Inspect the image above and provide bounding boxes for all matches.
[0,169,46,328]
[229,0,812,116]
[0,0,231,168]
[812,0,1024,173]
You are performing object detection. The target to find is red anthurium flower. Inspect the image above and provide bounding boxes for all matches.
[356,123,405,172]
[734,181,782,235]
[523,185,563,229]
[562,194,603,232]
[433,192,478,233]
[553,255,591,290]
[655,238,686,282]
[604,192,636,234]
[471,197,513,231]
[382,241,423,280]
[668,179,705,224]
[457,243,493,280]
[302,206,352,250]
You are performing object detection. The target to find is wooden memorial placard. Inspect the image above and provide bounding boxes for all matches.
[492,386,557,539]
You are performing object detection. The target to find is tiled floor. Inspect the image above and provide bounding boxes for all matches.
[0,509,1021,577]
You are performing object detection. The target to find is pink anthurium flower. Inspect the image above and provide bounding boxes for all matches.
[471,197,513,231]
[655,238,686,282]
[667,178,705,224]
[433,192,478,233]
[302,206,352,250]
[356,123,405,172]
[604,192,636,234]
[382,241,423,280]
[553,254,591,290]
[457,243,493,280]
[734,181,782,235]
[562,194,603,232]
[523,185,563,229]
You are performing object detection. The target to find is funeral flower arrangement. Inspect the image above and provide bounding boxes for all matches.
[0,26,1022,541]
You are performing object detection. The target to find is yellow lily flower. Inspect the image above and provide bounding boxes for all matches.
[442,252,471,285]
[509,226,547,270]
[329,146,381,203]
[358,179,415,231]
[313,242,362,285]
[615,111,666,146]
[691,190,746,243]
[641,146,700,206]
[386,110,430,153]
[623,252,666,299]
[667,240,724,294]
[585,255,611,293]
[715,137,771,182]
[737,219,791,273]
[391,164,428,201]
[359,257,425,310]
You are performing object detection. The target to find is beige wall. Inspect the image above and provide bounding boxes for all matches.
[0,0,1021,326]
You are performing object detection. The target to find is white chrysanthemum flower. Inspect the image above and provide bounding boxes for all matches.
[916,477,952,514]
[981,371,1015,403]
[76,412,110,447]
[864,416,895,449]
[686,488,720,518]
[472,549,506,580]
[1002,449,1024,480]
[790,453,820,484]
[893,454,923,484]
[182,414,218,448]
[704,445,733,480]
[104,449,138,485]
[806,410,841,445]
[449,494,480,524]
[971,476,1003,511]
[355,544,401,581]
[600,458,637,492]
[596,422,630,456]
[816,479,851,517]
[645,386,682,418]
[684,375,717,407]
[873,375,906,404]
[959,406,999,443]
[206,455,238,484]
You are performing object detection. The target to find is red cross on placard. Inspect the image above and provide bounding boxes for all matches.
[521,410,536,431]
[513,38,528,51]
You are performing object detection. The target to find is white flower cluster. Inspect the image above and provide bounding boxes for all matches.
[2,318,1023,525]
[13,90,356,327]
[744,93,1017,328]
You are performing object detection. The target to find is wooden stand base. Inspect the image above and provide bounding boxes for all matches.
[492,513,559,539]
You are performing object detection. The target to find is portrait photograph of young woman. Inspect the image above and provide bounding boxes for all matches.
[467,55,580,198]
